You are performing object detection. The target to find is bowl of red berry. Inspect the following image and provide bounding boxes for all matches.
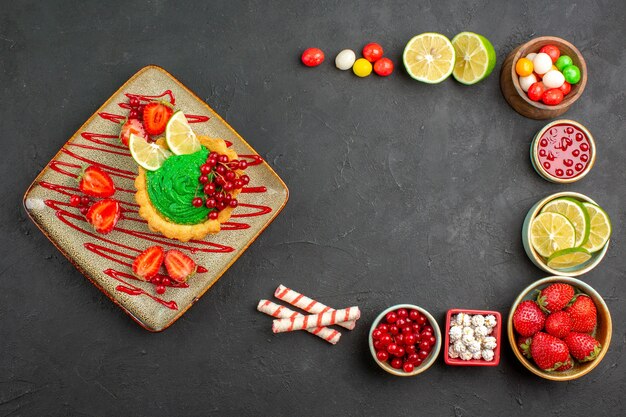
[508,276,612,381]
[369,304,441,376]
[500,36,587,120]
[444,309,501,366]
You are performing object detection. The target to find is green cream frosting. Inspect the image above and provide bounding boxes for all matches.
[146,147,209,224]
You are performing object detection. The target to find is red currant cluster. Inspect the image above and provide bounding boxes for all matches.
[127,97,145,120]
[150,276,171,295]
[372,308,437,373]
[191,151,250,219]
[69,195,92,215]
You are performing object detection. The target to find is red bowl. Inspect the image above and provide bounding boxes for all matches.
[444,309,502,366]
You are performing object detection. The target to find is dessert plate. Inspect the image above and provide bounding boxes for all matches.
[23,66,289,331]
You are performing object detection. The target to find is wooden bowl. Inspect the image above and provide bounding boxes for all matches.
[369,304,441,376]
[507,276,612,381]
[444,309,502,366]
[521,192,609,276]
[500,36,587,120]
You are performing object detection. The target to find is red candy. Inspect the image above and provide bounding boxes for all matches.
[373,57,394,76]
[527,82,545,101]
[301,48,325,67]
[362,42,384,62]
[559,81,572,96]
[541,88,564,105]
[539,45,561,63]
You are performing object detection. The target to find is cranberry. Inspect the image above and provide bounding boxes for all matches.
[385,312,397,323]
[404,334,417,346]
[200,164,211,174]
[218,155,229,163]
[395,318,407,327]
[419,341,430,351]
[409,310,420,321]
[379,334,392,346]
[208,211,219,220]
[402,326,413,335]
[238,160,248,170]
[396,308,408,319]
[376,351,389,362]
[377,324,389,333]
[390,358,403,369]
[418,350,430,360]
[386,343,398,355]
[372,329,383,340]
[161,277,171,286]
[199,175,209,184]
[229,199,238,208]
[241,175,250,184]
[80,196,90,206]
[403,363,414,373]
[389,325,399,335]
[69,195,81,207]
[192,197,203,207]
[156,285,166,295]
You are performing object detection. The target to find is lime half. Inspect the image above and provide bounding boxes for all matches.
[451,32,496,85]
[530,212,576,258]
[166,111,201,155]
[540,198,590,247]
[547,247,592,269]
[403,33,455,84]
[581,202,612,253]
[129,133,172,171]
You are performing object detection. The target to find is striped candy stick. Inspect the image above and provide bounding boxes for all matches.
[257,299,341,345]
[274,285,357,330]
[272,306,360,334]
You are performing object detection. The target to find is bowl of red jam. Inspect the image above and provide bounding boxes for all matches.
[531,120,595,183]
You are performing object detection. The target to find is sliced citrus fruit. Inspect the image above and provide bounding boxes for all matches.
[530,212,576,258]
[540,198,590,247]
[581,202,612,253]
[403,33,455,84]
[166,110,200,155]
[546,247,592,269]
[129,133,172,171]
[451,32,496,85]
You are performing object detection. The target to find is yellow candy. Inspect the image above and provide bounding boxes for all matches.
[353,58,372,77]
[515,58,534,77]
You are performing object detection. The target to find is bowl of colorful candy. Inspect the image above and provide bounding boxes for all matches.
[508,276,612,381]
[369,304,441,376]
[500,36,587,119]
[522,192,611,276]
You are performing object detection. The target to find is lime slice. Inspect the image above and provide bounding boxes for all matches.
[530,212,576,258]
[129,133,172,171]
[581,202,612,253]
[451,32,496,85]
[540,198,590,247]
[403,33,455,84]
[547,247,592,269]
[166,111,201,155]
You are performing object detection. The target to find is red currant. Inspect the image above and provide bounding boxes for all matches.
[238,160,248,170]
[152,276,162,285]
[418,350,429,360]
[403,362,414,373]
[385,312,397,324]
[417,315,427,325]
[414,357,423,366]
[380,334,392,346]
[218,155,229,163]
[204,183,216,195]
[376,351,389,362]
[69,195,81,207]
[396,308,408,319]
[216,166,226,175]
[390,358,403,369]
[405,344,417,355]
[389,325,399,335]
[406,353,419,364]
[156,285,166,295]
[377,324,389,333]
[419,341,430,351]
[79,207,89,215]
[192,197,203,207]
[404,334,417,346]
[373,340,384,351]
[199,175,209,184]
[386,343,398,355]
[394,346,405,357]
[225,171,236,181]
[395,318,406,328]
[200,164,212,174]
[129,109,139,119]
[207,158,218,167]
[228,199,238,208]
[217,201,228,210]
[223,182,234,191]
[395,334,404,345]
[129,97,140,107]
[234,180,244,189]
[80,196,90,206]
[409,310,420,321]
[428,336,436,346]
[161,277,171,286]
[241,175,250,185]
[208,211,219,220]
[372,329,383,340]
[402,326,412,335]
[423,325,433,333]
[209,152,218,159]
[205,198,217,208]
[216,176,226,186]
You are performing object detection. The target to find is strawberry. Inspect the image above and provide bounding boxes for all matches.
[544,310,572,339]
[119,118,147,146]
[78,165,115,197]
[555,357,574,371]
[564,332,602,362]
[513,300,546,337]
[142,101,173,135]
[85,198,120,234]
[517,335,533,359]
[164,250,196,283]
[536,283,575,313]
[132,246,164,281]
[530,332,570,371]
[565,294,597,333]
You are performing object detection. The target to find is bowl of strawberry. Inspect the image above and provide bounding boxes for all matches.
[508,276,612,381]
[369,304,441,376]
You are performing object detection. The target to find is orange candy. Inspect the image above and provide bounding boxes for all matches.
[516,58,534,77]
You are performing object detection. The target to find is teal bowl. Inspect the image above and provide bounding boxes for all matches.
[522,192,609,276]
[368,304,441,376]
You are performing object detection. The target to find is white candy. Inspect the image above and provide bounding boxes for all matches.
[483,336,497,350]
[474,325,489,339]
[519,73,537,92]
[462,327,474,337]
[542,69,565,89]
[467,340,482,354]
[482,349,495,361]
[448,345,459,359]
[453,340,467,353]
[449,325,463,341]
[486,326,493,335]
[462,334,475,345]
[454,313,466,326]
[335,49,356,70]
[525,52,537,62]
[460,351,473,361]
[462,315,471,327]
[471,315,485,327]
[484,315,497,328]
[533,52,553,75]
[472,351,483,360]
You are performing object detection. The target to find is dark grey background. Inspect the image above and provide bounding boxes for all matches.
[1,1,625,416]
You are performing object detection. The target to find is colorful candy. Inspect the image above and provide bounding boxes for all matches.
[539,45,560,63]
[353,58,373,77]
[527,82,545,102]
[362,42,384,63]
[541,88,564,105]
[519,74,537,92]
[562,65,581,84]
[374,57,394,76]
[555,55,573,71]
[301,48,325,67]
[542,70,565,89]
[335,49,356,70]
[515,58,534,77]
[532,53,553,75]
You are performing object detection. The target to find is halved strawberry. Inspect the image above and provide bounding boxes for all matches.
[85,198,120,234]
[164,250,196,283]
[119,118,147,146]
[78,165,115,197]
[132,246,164,281]
[143,101,173,135]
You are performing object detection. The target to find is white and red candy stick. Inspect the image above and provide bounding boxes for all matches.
[274,284,357,330]
[272,307,360,334]
[257,299,341,345]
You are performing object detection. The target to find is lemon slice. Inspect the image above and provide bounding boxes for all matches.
[403,33,455,84]
[166,110,201,155]
[129,133,172,171]
[547,247,592,269]
[540,198,590,247]
[581,202,612,253]
[451,32,496,85]
[530,212,576,258]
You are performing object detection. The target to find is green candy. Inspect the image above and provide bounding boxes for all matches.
[555,55,573,72]
[562,65,581,84]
